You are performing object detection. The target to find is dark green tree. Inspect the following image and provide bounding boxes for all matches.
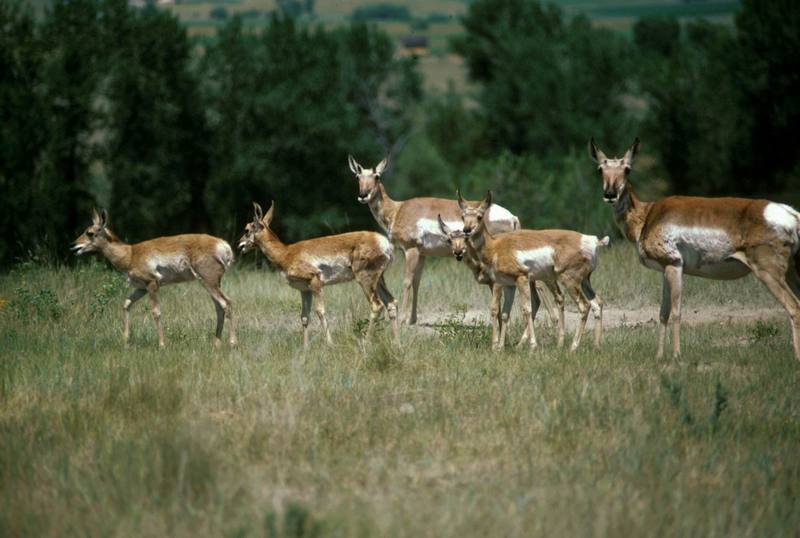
[0,1,45,263]
[452,0,633,160]
[105,5,210,241]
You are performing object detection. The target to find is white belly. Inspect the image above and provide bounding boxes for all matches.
[515,247,555,279]
[309,255,354,285]
[148,254,194,284]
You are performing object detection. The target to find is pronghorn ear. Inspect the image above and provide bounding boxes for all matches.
[99,209,109,228]
[253,202,263,221]
[375,156,388,175]
[348,155,362,175]
[91,208,101,226]
[456,189,466,211]
[483,190,493,209]
[263,201,275,226]
[589,137,607,164]
[437,214,451,235]
[623,137,640,166]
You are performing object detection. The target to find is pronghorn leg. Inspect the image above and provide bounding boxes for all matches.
[786,263,800,300]
[518,281,540,347]
[410,254,425,325]
[544,281,565,348]
[490,284,503,351]
[197,274,236,348]
[559,276,589,352]
[664,264,683,359]
[581,275,604,348]
[747,250,800,360]
[656,273,672,360]
[515,276,536,349]
[377,275,400,345]
[310,279,333,346]
[400,248,420,325]
[300,290,312,350]
[355,272,384,342]
[122,288,146,345]
[499,286,515,348]
[146,282,165,349]
[535,281,558,328]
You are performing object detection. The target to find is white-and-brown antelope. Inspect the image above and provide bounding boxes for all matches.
[348,155,520,325]
[461,193,608,351]
[590,137,800,360]
[72,209,237,348]
[238,202,399,349]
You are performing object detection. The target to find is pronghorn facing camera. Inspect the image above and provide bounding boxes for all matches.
[72,209,237,349]
[464,192,608,352]
[590,137,800,360]
[348,154,519,325]
[238,202,399,349]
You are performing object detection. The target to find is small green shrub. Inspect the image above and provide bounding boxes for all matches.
[750,320,779,341]
[8,286,62,322]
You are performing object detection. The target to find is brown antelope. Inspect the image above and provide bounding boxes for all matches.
[590,137,800,360]
[348,155,520,325]
[71,209,237,349]
[238,202,399,349]
[462,193,608,351]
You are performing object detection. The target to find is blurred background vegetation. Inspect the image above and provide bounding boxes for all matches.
[1,0,798,266]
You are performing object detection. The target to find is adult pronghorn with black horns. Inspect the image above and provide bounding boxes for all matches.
[348,154,520,324]
[589,137,800,360]
[72,209,237,349]
[238,201,399,349]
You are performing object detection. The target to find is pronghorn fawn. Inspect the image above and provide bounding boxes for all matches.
[72,209,237,348]
[463,192,608,351]
[348,155,520,325]
[590,137,800,360]
[238,202,399,349]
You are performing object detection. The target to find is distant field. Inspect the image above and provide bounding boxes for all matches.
[166,0,741,93]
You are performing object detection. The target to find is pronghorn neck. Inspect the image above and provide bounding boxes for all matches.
[466,219,493,262]
[614,185,652,243]
[97,232,132,272]
[255,229,289,270]
[367,183,401,235]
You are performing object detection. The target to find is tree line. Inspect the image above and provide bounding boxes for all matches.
[0,0,797,266]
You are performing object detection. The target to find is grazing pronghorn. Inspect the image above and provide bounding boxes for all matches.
[590,137,800,360]
[348,155,520,325]
[238,202,399,349]
[72,209,237,348]
[461,192,608,351]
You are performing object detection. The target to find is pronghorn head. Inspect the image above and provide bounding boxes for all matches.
[457,190,492,236]
[72,208,111,255]
[348,155,388,204]
[239,201,274,253]
[437,214,467,261]
[589,137,640,205]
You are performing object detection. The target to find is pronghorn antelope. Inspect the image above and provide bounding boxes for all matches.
[238,202,399,349]
[348,155,520,325]
[72,209,237,349]
[463,192,608,351]
[590,137,800,360]
[454,190,559,326]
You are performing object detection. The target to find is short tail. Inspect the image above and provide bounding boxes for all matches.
[598,235,610,247]
[215,240,235,269]
[512,216,521,230]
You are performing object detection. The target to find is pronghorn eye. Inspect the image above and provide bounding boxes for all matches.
[87,230,95,238]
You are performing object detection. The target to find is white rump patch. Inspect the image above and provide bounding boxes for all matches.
[216,240,234,267]
[307,254,354,284]
[485,204,519,233]
[764,203,799,236]
[416,218,462,251]
[580,235,602,269]
[377,234,393,260]
[515,247,555,278]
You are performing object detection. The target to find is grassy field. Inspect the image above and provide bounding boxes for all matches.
[1,243,799,536]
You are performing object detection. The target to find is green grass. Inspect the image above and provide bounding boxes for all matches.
[1,245,798,536]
